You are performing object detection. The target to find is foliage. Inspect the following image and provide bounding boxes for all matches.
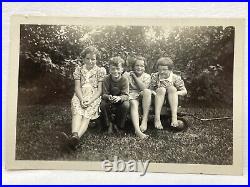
[19,24,234,106]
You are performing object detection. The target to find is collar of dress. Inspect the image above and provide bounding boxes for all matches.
[159,71,173,82]
[80,65,98,77]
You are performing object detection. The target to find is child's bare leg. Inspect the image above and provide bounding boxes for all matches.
[154,87,166,129]
[140,89,152,132]
[167,86,178,127]
[130,100,148,139]
[72,114,82,135]
[67,114,84,149]
[78,117,90,138]
[60,114,81,149]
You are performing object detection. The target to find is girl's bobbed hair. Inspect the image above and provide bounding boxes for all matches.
[131,55,146,68]
[156,57,174,70]
[80,46,100,60]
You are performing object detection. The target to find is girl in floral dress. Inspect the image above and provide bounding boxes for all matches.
[61,46,106,150]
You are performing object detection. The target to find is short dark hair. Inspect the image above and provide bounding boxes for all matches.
[156,57,174,70]
[109,56,125,68]
[80,46,100,59]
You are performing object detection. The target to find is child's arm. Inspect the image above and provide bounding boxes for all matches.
[149,73,158,93]
[102,77,113,101]
[131,72,147,91]
[119,78,129,102]
[86,67,107,105]
[174,76,187,96]
[177,88,187,96]
[72,66,85,106]
[86,82,103,106]
[74,80,84,102]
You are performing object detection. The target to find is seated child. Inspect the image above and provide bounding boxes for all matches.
[150,57,187,129]
[123,56,151,139]
[60,46,106,150]
[100,56,130,134]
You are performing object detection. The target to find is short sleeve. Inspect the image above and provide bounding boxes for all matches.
[149,73,158,90]
[143,73,151,89]
[98,67,107,82]
[174,75,186,91]
[73,66,81,80]
[122,71,130,80]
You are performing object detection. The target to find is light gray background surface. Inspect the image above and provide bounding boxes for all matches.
[2,2,248,185]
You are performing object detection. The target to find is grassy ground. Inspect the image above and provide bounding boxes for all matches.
[15,105,233,165]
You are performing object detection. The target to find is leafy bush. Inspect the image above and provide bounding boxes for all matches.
[19,25,234,106]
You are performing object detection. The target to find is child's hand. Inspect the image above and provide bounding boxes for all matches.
[108,95,121,103]
[112,96,121,103]
[131,72,135,77]
[83,100,91,107]
[108,95,114,102]
[80,100,86,108]
[108,95,117,103]
[81,99,89,108]
[151,91,156,96]
[131,72,137,79]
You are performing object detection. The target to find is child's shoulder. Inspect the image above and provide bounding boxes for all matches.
[151,72,159,76]
[150,72,159,79]
[96,66,107,74]
[172,72,182,81]
[121,74,129,83]
[142,72,151,77]
[96,66,106,71]
[103,74,111,82]
[74,64,82,70]
[122,71,131,78]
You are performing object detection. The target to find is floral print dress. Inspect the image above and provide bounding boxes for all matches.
[149,72,186,91]
[71,65,106,119]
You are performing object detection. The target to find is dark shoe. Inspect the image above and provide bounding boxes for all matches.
[69,135,80,150]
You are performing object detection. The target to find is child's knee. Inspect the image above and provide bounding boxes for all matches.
[121,101,130,111]
[156,87,166,95]
[167,86,177,94]
[100,100,109,110]
[142,89,152,97]
[130,100,138,107]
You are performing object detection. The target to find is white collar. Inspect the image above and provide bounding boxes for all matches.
[82,64,97,73]
[159,71,173,82]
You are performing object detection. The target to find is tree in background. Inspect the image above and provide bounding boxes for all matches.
[19,24,234,106]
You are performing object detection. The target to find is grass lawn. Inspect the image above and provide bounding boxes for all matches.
[15,105,233,165]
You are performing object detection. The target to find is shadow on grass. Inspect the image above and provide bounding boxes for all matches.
[15,105,233,165]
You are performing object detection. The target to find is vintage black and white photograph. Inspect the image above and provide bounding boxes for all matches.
[6,16,244,175]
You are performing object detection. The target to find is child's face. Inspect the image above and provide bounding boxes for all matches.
[158,65,171,77]
[134,60,145,75]
[110,65,123,80]
[84,53,96,69]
